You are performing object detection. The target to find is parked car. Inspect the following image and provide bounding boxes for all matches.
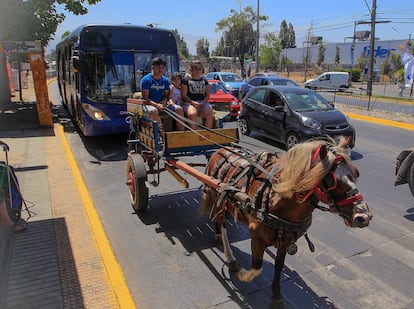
[304,72,350,91]
[208,80,240,119]
[238,85,355,149]
[395,148,414,197]
[205,72,244,98]
[250,72,280,78]
[239,76,299,100]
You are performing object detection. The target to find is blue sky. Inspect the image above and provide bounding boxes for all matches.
[48,0,414,54]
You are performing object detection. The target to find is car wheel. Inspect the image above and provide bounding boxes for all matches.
[239,118,251,135]
[285,132,300,150]
[408,161,414,197]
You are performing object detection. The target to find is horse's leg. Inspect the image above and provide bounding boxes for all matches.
[236,238,265,282]
[220,224,238,271]
[272,250,287,301]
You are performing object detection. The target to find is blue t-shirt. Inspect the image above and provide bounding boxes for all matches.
[140,73,170,103]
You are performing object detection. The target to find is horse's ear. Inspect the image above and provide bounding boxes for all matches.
[319,144,328,160]
[312,144,328,163]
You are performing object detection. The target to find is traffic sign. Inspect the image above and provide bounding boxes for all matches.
[1,41,42,53]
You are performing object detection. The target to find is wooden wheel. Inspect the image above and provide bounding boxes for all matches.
[126,153,148,211]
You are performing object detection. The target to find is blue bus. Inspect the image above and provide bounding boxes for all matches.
[56,24,179,136]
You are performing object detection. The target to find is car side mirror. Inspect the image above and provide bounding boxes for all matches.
[274,106,284,112]
[329,101,335,108]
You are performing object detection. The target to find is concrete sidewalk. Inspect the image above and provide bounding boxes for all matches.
[0,78,120,308]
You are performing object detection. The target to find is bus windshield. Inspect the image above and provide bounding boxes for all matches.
[83,50,178,103]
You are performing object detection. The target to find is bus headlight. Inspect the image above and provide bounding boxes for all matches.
[82,104,111,121]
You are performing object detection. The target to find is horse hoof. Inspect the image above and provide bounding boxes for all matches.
[226,261,238,272]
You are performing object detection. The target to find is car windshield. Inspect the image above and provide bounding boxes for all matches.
[284,90,333,112]
[221,74,243,82]
[209,82,229,94]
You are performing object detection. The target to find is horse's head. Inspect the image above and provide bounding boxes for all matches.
[310,140,372,228]
[274,137,372,228]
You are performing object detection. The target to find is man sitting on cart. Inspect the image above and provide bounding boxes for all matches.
[140,57,184,136]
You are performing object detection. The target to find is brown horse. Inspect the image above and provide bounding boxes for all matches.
[202,137,372,301]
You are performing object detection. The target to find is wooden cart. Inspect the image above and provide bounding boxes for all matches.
[125,99,239,210]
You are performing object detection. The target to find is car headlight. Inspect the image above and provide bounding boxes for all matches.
[231,101,239,106]
[301,115,321,129]
[225,84,232,91]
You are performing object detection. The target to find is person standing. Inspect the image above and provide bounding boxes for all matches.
[181,60,214,129]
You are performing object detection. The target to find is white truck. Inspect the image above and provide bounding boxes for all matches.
[304,72,350,91]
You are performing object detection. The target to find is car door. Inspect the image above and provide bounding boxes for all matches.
[243,88,267,130]
[259,90,286,141]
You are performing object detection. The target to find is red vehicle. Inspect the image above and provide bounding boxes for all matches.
[208,80,240,119]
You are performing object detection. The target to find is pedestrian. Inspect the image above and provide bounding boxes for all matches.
[140,57,170,136]
[247,67,251,78]
[168,72,185,131]
[181,60,214,129]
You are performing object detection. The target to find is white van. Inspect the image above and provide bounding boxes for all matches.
[304,72,350,91]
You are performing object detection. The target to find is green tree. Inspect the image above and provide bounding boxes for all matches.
[0,0,101,46]
[0,0,101,105]
[317,41,326,67]
[279,20,296,49]
[279,20,288,49]
[335,45,340,65]
[216,6,267,73]
[172,29,190,60]
[287,23,296,48]
[260,33,282,70]
[196,38,210,59]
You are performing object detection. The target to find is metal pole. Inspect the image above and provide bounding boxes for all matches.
[351,21,356,84]
[255,0,260,73]
[366,0,376,97]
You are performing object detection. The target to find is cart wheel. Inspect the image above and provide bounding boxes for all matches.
[126,153,148,211]
[408,161,414,197]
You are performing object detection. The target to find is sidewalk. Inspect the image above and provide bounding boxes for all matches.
[0,78,120,308]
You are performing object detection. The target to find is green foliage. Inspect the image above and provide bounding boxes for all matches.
[335,45,340,65]
[279,20,296,48]
[172,29,190,60]
[0,0,101,47]
[215,6,267,71]
[260,33,282,70]
[317,41,326,67]
[196,38,210,59]
[394,68,405,83]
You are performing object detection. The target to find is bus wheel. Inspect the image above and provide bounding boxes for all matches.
[126,153,148,211]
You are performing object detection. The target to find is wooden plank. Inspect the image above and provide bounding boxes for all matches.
[165,128,237,149]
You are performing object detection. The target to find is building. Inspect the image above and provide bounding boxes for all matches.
[283,39,406,68]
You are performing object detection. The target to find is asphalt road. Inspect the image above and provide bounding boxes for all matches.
[51,82,414,309]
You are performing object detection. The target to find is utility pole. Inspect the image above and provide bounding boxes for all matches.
[366,0,376,96]
[255,0,260,73]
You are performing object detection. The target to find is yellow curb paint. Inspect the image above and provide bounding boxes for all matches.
[345,112,414,131]
[56,124,136,309]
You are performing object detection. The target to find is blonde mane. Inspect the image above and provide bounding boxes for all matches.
[272,137,355,201]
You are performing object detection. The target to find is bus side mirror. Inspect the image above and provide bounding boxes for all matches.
[72,56,80,71]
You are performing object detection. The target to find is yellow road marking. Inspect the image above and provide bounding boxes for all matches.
[56,124,136,309]
[344,112,414,131]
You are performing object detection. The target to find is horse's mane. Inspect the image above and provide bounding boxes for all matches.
[272,136,356,201]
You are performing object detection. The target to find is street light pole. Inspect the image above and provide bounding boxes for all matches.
[255,0,260,73]
[366,0,376,96]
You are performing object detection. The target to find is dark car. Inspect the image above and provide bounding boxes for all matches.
[238,86,355,149]
[239,76,299,100]
[395,148,414,197]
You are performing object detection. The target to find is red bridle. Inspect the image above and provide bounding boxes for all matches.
[297,146,364,212]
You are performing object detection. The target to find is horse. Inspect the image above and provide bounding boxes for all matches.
[202,137,372,302]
